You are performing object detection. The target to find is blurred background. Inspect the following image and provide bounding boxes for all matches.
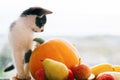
[0,0,120,78]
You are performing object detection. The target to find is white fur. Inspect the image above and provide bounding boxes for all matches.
[9,15,44,79]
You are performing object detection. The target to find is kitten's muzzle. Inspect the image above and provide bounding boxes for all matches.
[32,29,44,32]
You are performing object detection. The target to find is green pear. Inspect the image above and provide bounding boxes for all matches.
[42,58,69,80]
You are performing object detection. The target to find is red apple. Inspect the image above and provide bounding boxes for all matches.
[96,73,115,80]
[67,69,74,80]
[35,68,47,80]
[71,63,91,80]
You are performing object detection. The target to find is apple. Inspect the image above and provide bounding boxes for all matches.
[67,69,74,80]
[96,72,115,80]
[35,68,47,80]
[71,63,91,80]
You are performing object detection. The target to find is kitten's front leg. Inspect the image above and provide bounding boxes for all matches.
[24,49,32,79]
[13,50,26,79]
[24,64,31,80]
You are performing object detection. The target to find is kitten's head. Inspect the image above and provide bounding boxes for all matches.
[21,7,52,32]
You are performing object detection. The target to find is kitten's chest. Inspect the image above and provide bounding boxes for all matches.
[20,32,33,49]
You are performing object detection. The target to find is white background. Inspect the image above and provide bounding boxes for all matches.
[0,0,120,36]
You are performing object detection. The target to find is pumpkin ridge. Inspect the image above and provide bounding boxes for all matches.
[51,40,66,64]
[54,39,80,68]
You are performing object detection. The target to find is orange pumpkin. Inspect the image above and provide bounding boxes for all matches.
[29,38,80,78]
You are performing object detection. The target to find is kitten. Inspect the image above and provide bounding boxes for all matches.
[7,7,52,80]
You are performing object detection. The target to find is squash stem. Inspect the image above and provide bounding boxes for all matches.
[33,38,45,44]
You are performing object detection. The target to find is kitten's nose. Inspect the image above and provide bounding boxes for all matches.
[41,29,44,32]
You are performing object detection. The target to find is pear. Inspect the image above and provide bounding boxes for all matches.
[42,58,69,80]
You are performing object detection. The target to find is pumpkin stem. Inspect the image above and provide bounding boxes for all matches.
[33,38,45,44]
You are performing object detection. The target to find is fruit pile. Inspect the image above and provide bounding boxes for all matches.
[34,58,91,80]
[29,38,120,80]
[91,63,120,80]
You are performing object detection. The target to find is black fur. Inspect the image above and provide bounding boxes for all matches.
[25,50,32,63]
[10,22,16,31]
[35,15,46,28]
[4,64,14,72]
[20,7,52,17]
[21,7,44,17]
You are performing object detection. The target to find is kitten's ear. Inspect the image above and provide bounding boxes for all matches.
[41,8,53,15]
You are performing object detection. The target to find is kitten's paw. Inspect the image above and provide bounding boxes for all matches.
[12,76,31,80]
[25,76,31,80]
[12,76,26,80]
[16,74,26,80]
[25,73,31,80]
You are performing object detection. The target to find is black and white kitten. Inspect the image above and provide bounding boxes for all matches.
[7,7,52,80]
